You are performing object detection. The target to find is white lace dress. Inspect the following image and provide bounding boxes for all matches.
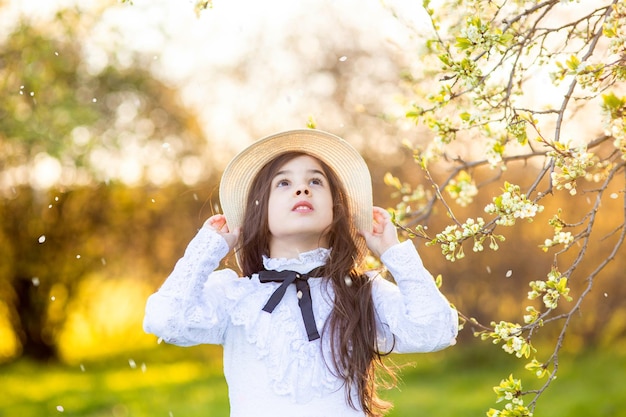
[143,227,458,417]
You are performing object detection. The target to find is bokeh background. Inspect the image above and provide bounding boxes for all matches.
[1,0,624,416]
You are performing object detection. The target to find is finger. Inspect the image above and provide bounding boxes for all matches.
[206,214,226,231]
[359,229,374,244]
[373,206,391,217]
[224,226,241,251]
[372,207,391,226]
[372,220,384,234]
[207,214,224,223]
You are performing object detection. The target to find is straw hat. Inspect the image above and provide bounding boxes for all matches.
[219,128,373,253]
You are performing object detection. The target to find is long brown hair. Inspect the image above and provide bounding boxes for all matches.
[238,151,395,416]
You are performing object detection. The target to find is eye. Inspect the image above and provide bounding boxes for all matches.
[275,178,290,187]
[310,177,324,186]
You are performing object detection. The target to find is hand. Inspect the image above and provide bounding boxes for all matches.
[360,206,400,258]
[204,214,240,251]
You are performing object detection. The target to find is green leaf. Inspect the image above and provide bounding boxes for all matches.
[566,55,580,71]
[456,37,473,50]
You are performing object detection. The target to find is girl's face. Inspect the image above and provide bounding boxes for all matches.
[267,155,334,251]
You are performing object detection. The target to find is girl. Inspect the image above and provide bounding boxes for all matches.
[143,129,458,417]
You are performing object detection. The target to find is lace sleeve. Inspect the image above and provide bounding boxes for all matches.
[143,226,235,346]
[373,240,458,353]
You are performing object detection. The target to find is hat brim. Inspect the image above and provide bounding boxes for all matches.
[219,129,372,255]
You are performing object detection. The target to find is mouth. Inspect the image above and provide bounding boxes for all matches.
[292,201,314,212]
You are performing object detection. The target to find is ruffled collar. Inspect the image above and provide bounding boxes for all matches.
[262,247,330,274]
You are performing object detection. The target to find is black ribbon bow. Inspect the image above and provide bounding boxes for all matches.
[258,267,324,341]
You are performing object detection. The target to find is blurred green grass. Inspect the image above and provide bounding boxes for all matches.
[1,344,624,417]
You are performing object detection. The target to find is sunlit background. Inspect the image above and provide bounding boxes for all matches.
[1,0,625,416]
[0,0,438,360]
[2,0,429,189]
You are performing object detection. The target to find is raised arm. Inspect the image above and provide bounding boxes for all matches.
[143,222,237,346]
[372,241,458,354]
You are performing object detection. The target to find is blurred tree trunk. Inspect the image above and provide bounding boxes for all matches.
[14,277,56,361]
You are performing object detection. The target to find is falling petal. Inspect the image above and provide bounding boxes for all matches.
[38,235,46,244]
[32,277,40,286]
[505,270,513,278]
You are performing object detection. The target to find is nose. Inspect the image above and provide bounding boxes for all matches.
[295,185,311,196]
